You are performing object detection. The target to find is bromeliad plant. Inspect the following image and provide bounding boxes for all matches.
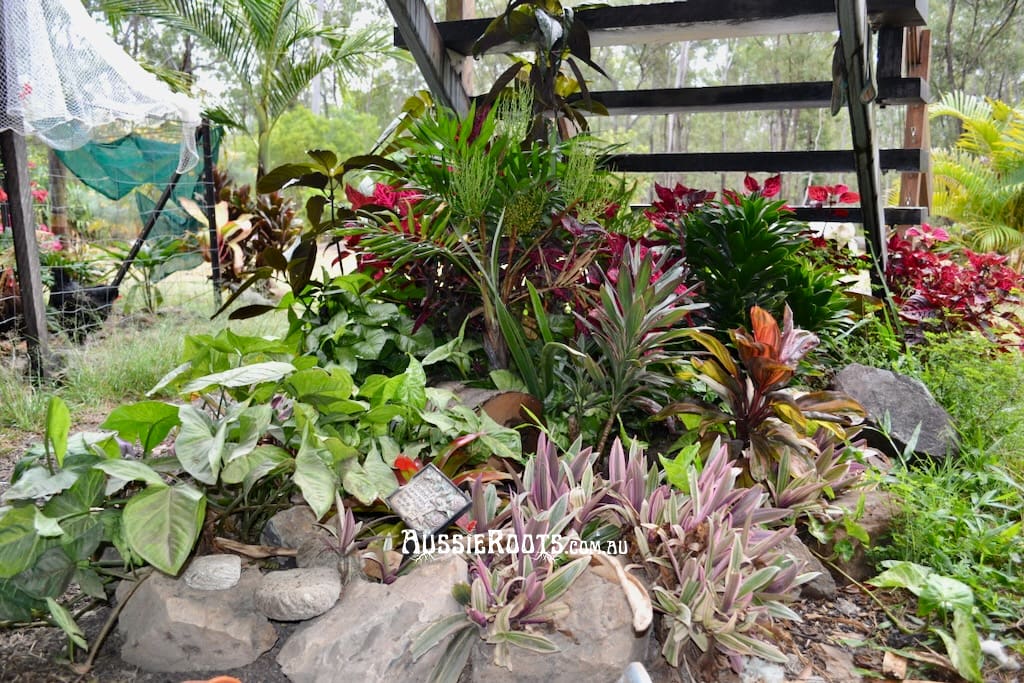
[660,306,865,505]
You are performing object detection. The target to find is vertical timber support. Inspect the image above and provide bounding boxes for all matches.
[0,130,51,378]
[446,0,475,93]
[836,0,887,274]
[385,0,470,116]
[200,120,223,308]
[898,27,931,215]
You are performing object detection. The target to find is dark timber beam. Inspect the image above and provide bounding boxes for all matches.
[604,148,926,173]
[837,0,888,272]
[567,78,927,115]
[396,0,928,55]
[384,0,470,115]
[791,206,927,224]
[0,130,51,377]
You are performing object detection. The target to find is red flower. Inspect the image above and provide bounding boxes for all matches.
[742,174,781,198]
[0,187,8,202]
[807,183,859,206]
[393,455,423,484]
[807,185,829,203]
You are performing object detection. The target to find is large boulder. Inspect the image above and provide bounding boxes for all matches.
[116,568,277,672]
[470,567,650,682]
[276,555,467,682]
[834,363,957,459]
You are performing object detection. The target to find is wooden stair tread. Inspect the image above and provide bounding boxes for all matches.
[568,78,928,115]
[395,0,928,55]
[604,149,927,173]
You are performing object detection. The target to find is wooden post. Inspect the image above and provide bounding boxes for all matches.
[1,130,51,378]
[385,0,470,116]
[446,0,474,93]
[899,28,931,215]
[200,121,223,308]
[836,0,888,275]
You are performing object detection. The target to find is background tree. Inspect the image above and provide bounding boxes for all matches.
[99,0,390,178]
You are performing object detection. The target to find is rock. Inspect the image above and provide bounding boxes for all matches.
[116,568,277,672]
[809,488,898,583]
[261,505,326,549]
[470,567,650,682]
[834,363,957,459]
[777,536,836,600]
[812,642,863,682]
[182,554,242,591]
[254,567,342,621]
[277,555,467,682]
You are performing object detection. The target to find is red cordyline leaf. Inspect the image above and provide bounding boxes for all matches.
[394,455,422,472]
[743,174,760,193]
[762,174,782,198]
[807,185,829,202]
[346,184,374,210]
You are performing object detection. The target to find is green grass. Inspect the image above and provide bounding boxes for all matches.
[863,332,1024,632]
[0,298,287,438]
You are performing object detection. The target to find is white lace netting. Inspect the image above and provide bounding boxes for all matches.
[0,0,201,171]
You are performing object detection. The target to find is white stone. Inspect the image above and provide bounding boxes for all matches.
[182,554,242,591]
[254,567,342,621]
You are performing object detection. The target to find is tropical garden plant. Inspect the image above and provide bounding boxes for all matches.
[98,0,388,178]
[929,92,1024,256]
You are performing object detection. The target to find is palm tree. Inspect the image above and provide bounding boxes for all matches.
[99,0,388,178]
[930,92,1024,256]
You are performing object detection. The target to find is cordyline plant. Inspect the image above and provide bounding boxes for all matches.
[566,245,702,454]
[659,306,865,505]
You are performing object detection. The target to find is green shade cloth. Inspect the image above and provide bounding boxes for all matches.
[54,128,220,201]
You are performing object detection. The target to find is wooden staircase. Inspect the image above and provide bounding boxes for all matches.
[387,0,932,271]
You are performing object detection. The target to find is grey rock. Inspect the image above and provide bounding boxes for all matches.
[261,505,326,549]
[115,568,276,672]
[808,488,898,583]
[255,567,342,621]
[277,555,467,683]
[777,535,836,600]
[471,567,650,683]
[182,554,242,591]
[834,363,957,459]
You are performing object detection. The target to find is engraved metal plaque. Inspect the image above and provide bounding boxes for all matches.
[386,464,471,537]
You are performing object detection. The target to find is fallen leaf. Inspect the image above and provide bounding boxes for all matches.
[883,651,908,678]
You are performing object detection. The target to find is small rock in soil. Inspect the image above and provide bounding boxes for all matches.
[254,567,342,621]
[183,554,242,591]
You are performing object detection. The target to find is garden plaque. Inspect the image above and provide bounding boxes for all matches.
[386,464,471,537]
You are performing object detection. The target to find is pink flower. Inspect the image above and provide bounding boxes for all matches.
[905,223,950,246]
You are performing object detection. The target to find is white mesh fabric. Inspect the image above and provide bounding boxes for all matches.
[0,0,201,171]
